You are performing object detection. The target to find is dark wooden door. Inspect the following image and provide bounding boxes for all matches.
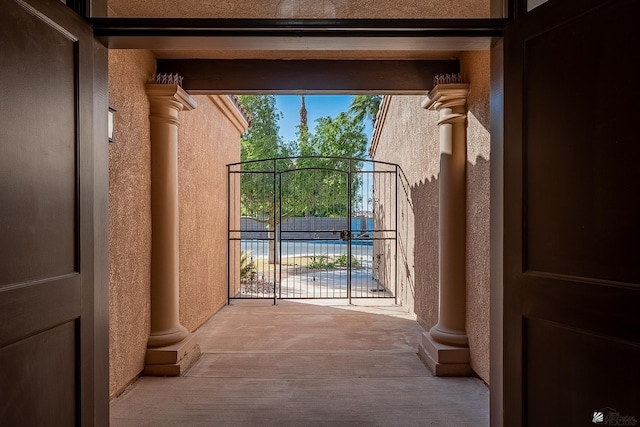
[0,0,107,425]
[503,0,640,425]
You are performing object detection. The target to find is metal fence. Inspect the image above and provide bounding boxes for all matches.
[228,157,400,304]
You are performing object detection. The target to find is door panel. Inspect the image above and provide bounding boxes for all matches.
[0,276,80,349]
[504,0,640,425]
[524,1,640,285]
[0,0,103,424]
[525,318,640,427]
[0,0,77,286]
[0,321,77,426]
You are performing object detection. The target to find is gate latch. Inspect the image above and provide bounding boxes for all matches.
[339,230,351,241]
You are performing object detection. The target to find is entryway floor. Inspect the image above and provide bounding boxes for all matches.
[110,299,489,426]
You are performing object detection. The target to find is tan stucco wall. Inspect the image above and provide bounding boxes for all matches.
[108,52,244,398]
[461,51,491,383]
[371,95,440,328]
[108,49,155,399]
[369,51,490,383]
[109,0,489,19]
[178,96,242,331]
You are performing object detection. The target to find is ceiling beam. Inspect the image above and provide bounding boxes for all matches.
[91,18,505,52]
[156,59,460,94]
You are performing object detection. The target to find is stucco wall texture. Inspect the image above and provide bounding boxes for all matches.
[108,0,490,19]
[371,95,440,330]
[108,53,243,398]
[108,49,155,399]
[370,51,491,383]
[461,51,491,384]
[178,96,241,332]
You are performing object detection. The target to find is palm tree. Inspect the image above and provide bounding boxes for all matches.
[348,95,382,127]
[298,94,309,147]
[299,94,308,128]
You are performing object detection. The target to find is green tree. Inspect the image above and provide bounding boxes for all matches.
[237,95,282,221]
[312,112,367,159]
[348,95,382,127]
[286,112,368,217]
[237,96,370,261]
[237,95,291,263]
[238,95,286,162]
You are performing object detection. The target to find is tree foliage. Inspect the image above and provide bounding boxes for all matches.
[237,96,369,221]
[348,95,382,127]
[237,95,291,221]
[286,112,367,217]
[238,95,287,161]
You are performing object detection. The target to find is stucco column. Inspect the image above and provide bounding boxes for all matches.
[143,84,200,376]
[418,84,474,376]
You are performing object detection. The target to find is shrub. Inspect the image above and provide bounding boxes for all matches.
[240,250,256,280]
[335,254,359,267]
[308,255,335,269]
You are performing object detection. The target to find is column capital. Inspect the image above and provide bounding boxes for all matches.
[146,84,197,111]
[422,84,470,112]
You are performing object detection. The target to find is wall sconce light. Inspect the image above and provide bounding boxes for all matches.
[108,107,116,143]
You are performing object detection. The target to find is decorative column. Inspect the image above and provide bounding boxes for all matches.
[143,80,200,376]
[418,82,474,376]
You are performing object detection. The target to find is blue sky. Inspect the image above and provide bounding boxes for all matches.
[274,95,374,155]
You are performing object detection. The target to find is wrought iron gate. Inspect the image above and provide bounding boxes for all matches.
[228,157,399,304]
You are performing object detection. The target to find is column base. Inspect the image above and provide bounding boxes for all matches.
[418,331,474,377]
[143,333,201,376]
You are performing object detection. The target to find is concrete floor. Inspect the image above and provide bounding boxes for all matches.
[110,300,489,426]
